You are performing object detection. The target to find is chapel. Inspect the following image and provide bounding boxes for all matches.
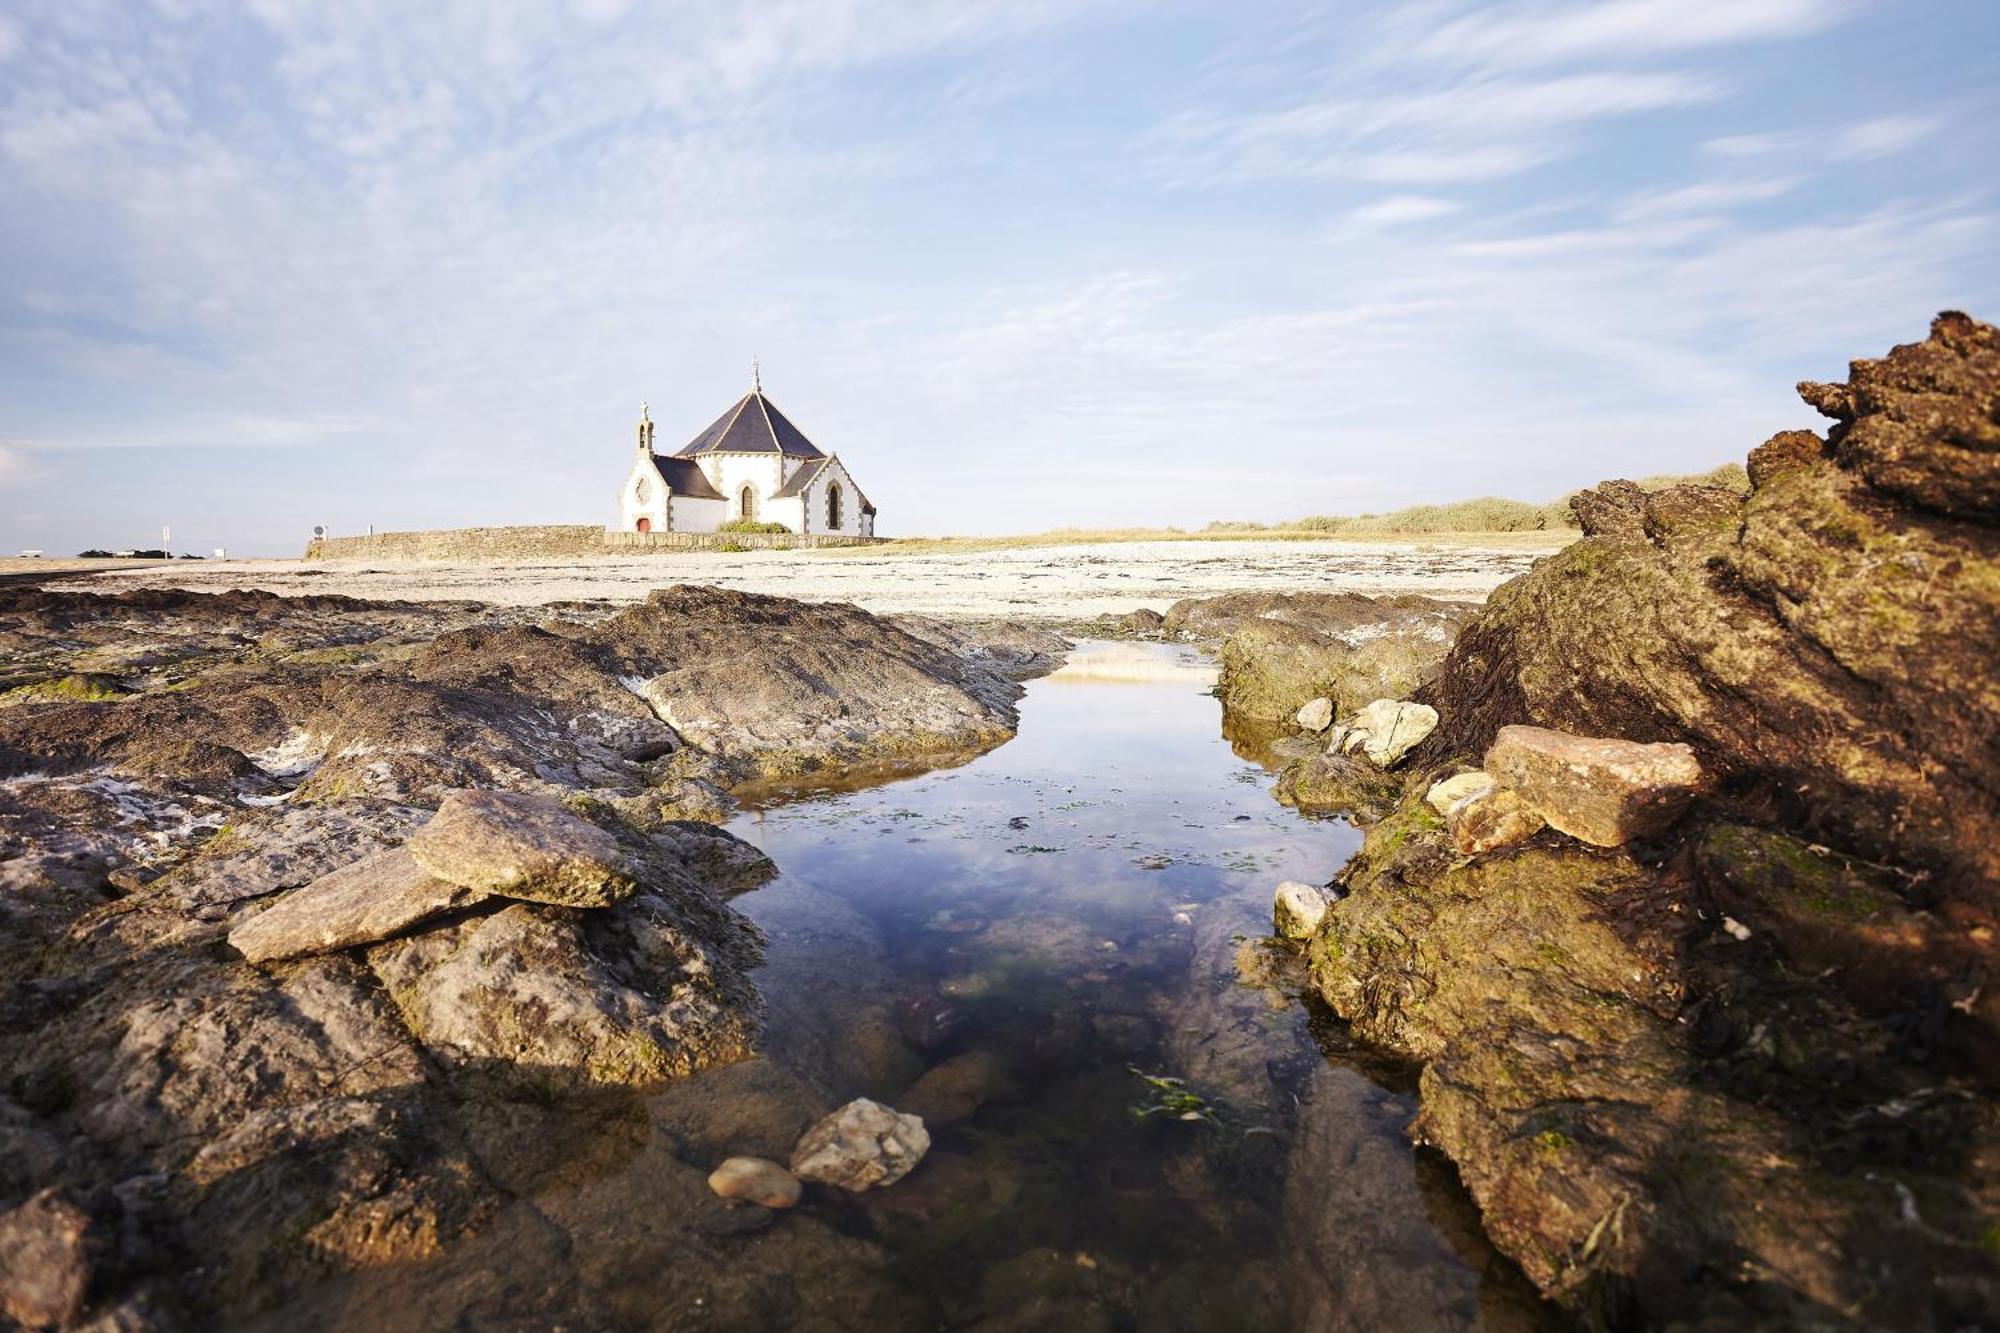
[616,370,876,537]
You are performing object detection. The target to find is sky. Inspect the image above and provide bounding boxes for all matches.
[1,0,1995,555]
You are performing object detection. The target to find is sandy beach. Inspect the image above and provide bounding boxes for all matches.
[33,536,1564,619]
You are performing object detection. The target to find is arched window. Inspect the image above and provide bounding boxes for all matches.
[826,482,843,530]
[739,485,756,520]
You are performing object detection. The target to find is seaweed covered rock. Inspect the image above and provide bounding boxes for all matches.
[1196,592,1473,723]
[1422,312,1999,904]
[1303,315,2000,1328]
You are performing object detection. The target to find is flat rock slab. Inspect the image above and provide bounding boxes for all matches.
[408,789,637,907]
[228,846,485,963]
[790,1098,930,1191]
[1485,725,1704,846]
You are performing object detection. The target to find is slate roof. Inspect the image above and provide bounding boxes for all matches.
[674,390,826,459]
[649,454,724,500]
[771,457,829,498]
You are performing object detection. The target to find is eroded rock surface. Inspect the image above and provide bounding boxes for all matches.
[1297,315,2000,1329]
[0,580,1062,1326]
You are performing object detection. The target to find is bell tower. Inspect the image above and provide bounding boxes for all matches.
[636,403,655,456]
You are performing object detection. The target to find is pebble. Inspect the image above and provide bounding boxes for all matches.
[706,1156,803,1209]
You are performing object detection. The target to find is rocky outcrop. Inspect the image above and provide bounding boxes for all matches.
[0,581,1063,1326]
[1169,591,1473,724]
[1296,315,2000,1329]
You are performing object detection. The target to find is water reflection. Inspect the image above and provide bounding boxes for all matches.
[721,640,1560,1330]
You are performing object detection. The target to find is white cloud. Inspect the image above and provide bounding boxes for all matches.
[1703,113,1944,163]
[1410,0,1851,68]
[1615,174,1800,221]
[1349,194,1463,226]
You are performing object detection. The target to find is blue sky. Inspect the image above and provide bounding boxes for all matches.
[1,0,1995,554]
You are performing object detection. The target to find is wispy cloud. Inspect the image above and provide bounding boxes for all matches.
[1406,0,1851,67]
[1349,194,1464,227]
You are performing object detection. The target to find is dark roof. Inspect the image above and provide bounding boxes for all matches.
[675,390,826,459]
[650,454,724,500]
[771,457,829,498]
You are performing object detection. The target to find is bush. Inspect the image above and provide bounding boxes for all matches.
[717,539,750,552]
[718,519,791,534]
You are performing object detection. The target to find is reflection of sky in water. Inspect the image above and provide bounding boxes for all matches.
[720,641,1560,1330]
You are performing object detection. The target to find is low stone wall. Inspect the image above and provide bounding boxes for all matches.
[303,525,882,561]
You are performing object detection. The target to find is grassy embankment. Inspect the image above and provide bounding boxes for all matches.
[846,463,1749,556]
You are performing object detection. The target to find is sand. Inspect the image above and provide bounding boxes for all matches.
[36,538,1559,620]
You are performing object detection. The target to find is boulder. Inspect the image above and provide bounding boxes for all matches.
[0,1188,112,1330]
[1445,786,1544,856]
[1334,699,1438,768]
[1423,313,1999,900]
[1424,771,1494,815]
[899,1050,1007,1127]
[706,1156,802,1210]
[228,846,485,963]
[367,889,761,1088]
[407,789,638,908]
[1294,697,1334,732]
[1484,725,1703,846]
[1273,881,1330,940]
[789,1098,930,1191]
[1206,593,1472,723]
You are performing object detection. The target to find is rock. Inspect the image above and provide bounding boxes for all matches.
[706,1156,802,1210]
[1484,725,1703,846]
[1199,593,1474,723]
[1116,608,1165,634]
[367,889,761,1089]
[407,789,638,908]
[900,1050,1007,1127]
[227,846,485,963]
[1274,750,1401,823]
[0,1188,112,1330]
[1445,786,1544,856]
[1424,313,2000,900]
[789,1098,930,1191]
[1335,699,1438,768]
[1424,771,1494,816]
[1294,697,1333,732]
[1273,881,1329,940]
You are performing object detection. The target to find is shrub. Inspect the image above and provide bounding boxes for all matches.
[718,519,791,534]
[717,539,750,552]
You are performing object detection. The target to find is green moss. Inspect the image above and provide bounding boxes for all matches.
[1534,1129,1571,1154]
[1,673,133,704]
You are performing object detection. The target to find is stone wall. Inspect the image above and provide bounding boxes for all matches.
[303,524,882,561]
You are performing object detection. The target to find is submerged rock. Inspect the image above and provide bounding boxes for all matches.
[1272,881,1330,940]
[408,788,638,907]
[1193,592,1472,724]
[706,1157,802,1210]
[228,846,484,963]
[789,1099,930,1191]
[1484,725,1703,846]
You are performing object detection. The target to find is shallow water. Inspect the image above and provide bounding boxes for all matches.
[712,641,1560,1330]
[259,641,1559,1331]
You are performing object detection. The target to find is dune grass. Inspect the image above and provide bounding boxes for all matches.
[848,462,1749,555]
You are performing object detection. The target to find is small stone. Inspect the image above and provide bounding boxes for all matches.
[1295,697,1334,732]
[1722,916,1753,942]
[1447,787,1545,856]
[0,1188,111,1331]
[1485,725,1706,846]
[228,847,485,963]
[901,1050,1007,1127]
[407,789,638,907]
[1273,880,1330,939]
[706,1156,803,1209]
[1334,699,1439,768]
[1425,771,1495,816]
[789,1098,930,1191]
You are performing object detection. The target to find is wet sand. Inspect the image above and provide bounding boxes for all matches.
[37,538,1559,619]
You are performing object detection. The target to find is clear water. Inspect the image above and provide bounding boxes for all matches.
[257,641,1558,1330]
[712,641,1560,1330]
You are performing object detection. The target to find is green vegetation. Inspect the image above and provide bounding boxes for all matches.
[0,673,133,705]
[1206,462,1751,536]
[717,519,792,534]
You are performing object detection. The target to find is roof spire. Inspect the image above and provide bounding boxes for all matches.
[751,357,761,394]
